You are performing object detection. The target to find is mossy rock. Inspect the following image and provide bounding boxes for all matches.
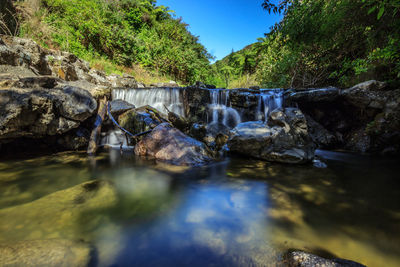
[117,105,169,135]
[0,239,92,267]
[0,180,118,242]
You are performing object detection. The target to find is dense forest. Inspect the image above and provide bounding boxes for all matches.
[211,0,400,89]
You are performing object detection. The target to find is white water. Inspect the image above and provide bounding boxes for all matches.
[112,88,184,116]
[100,129,129,148]
[256,89,283,122]
[208,89,241,128]
[111,88,283,132]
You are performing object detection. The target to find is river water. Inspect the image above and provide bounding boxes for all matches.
[0,150,399,266]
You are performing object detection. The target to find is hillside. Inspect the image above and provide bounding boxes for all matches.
[212,0,400,89]
[1,0,213,85]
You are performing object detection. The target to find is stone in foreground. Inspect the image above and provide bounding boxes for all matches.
[134,123,214,166]
[286,251,366,267]
[0,239,92,267]
[228,108,315,164]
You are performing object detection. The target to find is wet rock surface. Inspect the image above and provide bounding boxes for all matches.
[118,105,168,136]
[0,239,93,267]
[109,99,135,117]
[0,85,97,141]
[0,35,146,150]
[134,123,214,166]
[285,251,366,267]
[0,180,117,241]
[285,87,340,103]
[228,108,315,164]
[286,80,400,154]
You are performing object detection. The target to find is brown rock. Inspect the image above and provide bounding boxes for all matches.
[134,123,214,166]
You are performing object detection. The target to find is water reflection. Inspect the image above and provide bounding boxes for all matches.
[0,150,399,266]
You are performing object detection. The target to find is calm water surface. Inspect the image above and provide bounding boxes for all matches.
[0,150,399,266]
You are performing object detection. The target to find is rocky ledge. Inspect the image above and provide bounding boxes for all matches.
[285,80,400,154]
[228,108,315,164]
[1,34,398,164]
[0,34,144,151]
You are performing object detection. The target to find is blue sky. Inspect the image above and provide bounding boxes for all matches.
[157,0,282,61]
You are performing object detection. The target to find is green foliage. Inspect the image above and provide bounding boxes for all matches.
[25,0,212,84]
[213,0,400,88]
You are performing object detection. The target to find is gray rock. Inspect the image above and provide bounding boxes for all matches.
[0,35,52,75]
[286,87,340,103]
[189,122,207,141]
[194,81,216,89]
[109,99,135,117]
[168,110,190,133]
[349,80,387,91]
[306,115,337,148]
[107,74,139,88]
[228,108,315,164]
[286,251,366,267]
[134,123,214,166]
[341,80,391,109]
[0,239,93,267]
[118,105,168,136]
[0,86,97,141]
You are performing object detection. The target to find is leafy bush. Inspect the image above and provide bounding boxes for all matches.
[213,0,400,88]
[21,0,213,84]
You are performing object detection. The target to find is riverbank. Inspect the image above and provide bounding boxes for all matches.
[1,35,399,163]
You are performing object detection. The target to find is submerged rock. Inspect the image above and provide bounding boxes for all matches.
[285,251,366,267]
[134,123,214,166]
[0,180,117,241]
[0,239,93,267]
[228,108,315,164]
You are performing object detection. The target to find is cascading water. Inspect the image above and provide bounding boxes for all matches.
[208,89,241,128]
[100,129,128,148]
[112,88,184,116]
[255,89,283,122]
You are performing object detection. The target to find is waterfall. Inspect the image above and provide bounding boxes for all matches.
[100,129,129,148]
[208,89,241,128]
[111,87,283,131]
[255,89,283,122]
[112,88,184,116]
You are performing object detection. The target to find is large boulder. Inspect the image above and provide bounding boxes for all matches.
[228,108,315,164]
[0,85,97,141]
[134,123,214,166]
[285,80,400,154]
[0,239,93,267]
[341,80,390,109]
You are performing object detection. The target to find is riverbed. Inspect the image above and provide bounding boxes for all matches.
[0,150,399,266]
